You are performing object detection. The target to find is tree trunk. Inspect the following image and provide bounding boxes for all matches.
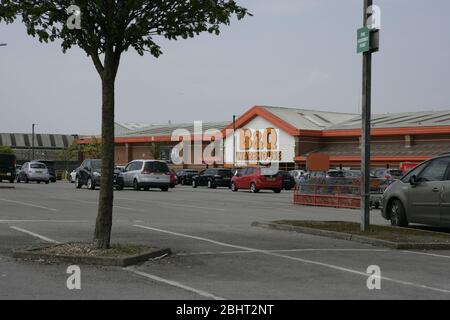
[93,54,116,249]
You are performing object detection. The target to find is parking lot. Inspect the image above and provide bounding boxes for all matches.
[1,182,450,300]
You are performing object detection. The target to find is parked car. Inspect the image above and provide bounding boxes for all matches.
[169,170,177,188]
[290,170,307,184]
[327,169,345,178]
[0,153,16,183]
[119,160,170,191]
[75,159,124,190]
[69,167,79,183]
[16,162,50,184]
[279,171,296,190]
[176,169,199,185]
[32,160,56,182]
[381,154,450,227]
[192,168,233,189]
[15,164,22,178]
[231,167,282,193]
[373,168,404,180]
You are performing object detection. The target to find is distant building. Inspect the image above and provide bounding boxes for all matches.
[0,133,78,169]
[76,105,450,171]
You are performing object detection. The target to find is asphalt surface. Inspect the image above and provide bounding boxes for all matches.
[1,181,450,300]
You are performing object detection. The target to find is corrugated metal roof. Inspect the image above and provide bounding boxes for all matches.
[260,106,358,131]
[0,133,74,148]
[327,110,450,130]
[117,121,230,137]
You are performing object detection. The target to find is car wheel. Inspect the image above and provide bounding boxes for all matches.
[75,177,82,189]
[45,181,49,184]
[389,199,408,227]
[143,186,150,191]
[9,179,14,183]
[37,181,41,184]
[250,183,259,193]
[274,189,281,194]
[161,186,169,192]
[87,178,95,190]
[25,176,29,183]
[115,185,123,191]
[231,182,238,192]
[133,179,140,191]
[192,180,197,188]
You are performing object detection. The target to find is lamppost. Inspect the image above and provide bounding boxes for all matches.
[232,115,237,169]
[358,0,380,231]
[31,124,37,160]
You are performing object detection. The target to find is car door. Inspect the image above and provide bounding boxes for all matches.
[20,163,28,180]
[202,169,213,186]
[122,162,135,187]
[408,157,450,224]
[439,158,450,225]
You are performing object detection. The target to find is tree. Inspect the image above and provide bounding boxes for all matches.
[1,0,250,249]
[0,145,14,154]
[82,137,103,159]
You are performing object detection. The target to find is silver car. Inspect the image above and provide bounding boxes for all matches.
[381,154,450,227]
[120,160,170,191]
[16,161,50,184]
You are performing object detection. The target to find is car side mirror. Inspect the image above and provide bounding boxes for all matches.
[409,175,418,186]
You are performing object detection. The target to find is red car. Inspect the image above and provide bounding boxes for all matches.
[169,170,177,188]
[231,167,282,193]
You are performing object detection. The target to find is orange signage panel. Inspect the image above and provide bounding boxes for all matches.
[307,153,330,171]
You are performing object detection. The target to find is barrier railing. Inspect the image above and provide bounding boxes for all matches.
[293,178,393,209]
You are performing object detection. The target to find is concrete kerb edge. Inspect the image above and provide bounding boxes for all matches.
[251,221,450,250]
[13,245,172,267]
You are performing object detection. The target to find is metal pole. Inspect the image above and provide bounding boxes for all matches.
[32,124,36,160]
[233,115,236,169]
[361,0,373,231]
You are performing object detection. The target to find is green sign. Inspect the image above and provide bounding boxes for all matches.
[357,27,370,53]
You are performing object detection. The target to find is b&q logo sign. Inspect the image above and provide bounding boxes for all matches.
[236,128,282,163]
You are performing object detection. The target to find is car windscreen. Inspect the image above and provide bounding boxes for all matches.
[30,163,46,169]
[261,168,278,176]
[35,160,54,167]
[91,160,102,170]
[328,171,345,177]
[145,162,169,173]
[389,170,404,177]
[0,154,15,167]
[217,170,232,177]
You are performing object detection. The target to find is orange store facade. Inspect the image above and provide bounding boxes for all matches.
[76,105,450,171]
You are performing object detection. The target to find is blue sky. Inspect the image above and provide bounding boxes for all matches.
[1,0,449,134]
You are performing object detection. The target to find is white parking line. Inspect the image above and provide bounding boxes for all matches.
[10,226,60,244]
[402,250,450,259]
[0,220,88,224]
[124,267,225,300]
[0,198,58,212]
[134,224,450,295]
[117,197,226,212]
[177,248,390,256]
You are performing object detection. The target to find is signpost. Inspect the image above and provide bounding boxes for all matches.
[359,0,380,231]
[357,27,370,53]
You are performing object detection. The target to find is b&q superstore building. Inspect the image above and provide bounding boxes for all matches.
[77,105,450,170]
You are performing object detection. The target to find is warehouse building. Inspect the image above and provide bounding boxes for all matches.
[77,105,450,171]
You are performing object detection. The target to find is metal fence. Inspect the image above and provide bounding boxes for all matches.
[293,178,393,209]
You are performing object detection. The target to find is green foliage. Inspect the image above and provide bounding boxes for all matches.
[0,145,14,154]
[1,0,251,74]
[82,137,102,159]
[57,142,79,161]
